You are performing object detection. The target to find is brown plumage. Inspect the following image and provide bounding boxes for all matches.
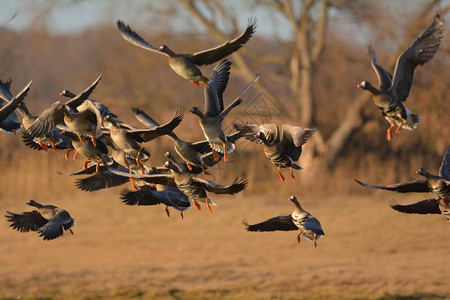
[117,18,256,87]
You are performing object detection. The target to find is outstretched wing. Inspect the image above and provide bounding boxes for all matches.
[243,215,298,232]
[391,15,444,101]
[354,179,430,193]
[388,198,441,215]
[190,18,257,66]
[194,177,248,195]
[438,145,450,180]
[117,20,168,56]
[5,210,47,232]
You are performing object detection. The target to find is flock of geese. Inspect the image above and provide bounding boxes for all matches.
[1,14,448,246]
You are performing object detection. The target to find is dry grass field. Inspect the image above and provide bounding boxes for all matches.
[1,178,449,299]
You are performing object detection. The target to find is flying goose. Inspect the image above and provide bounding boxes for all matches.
[0,78,33,133]
[356,145,450,222]
[116,18,256,87]
[25,73,103,145]
[5,200,75,240]
[243,196,325,248]
[107,161,248,214]
[234,123,316,182]
[191,60,259,162]
[357,15,444,140]
[121,185,191,219]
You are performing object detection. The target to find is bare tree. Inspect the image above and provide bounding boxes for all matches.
[175,0,449,171]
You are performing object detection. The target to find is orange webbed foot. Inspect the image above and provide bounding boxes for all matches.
[313,233,317,248]
[386,123,395,141]
[186,162,193,171]
[205,198,212,214]
[39,142,48,152]
[278,167,285,183]
[191,80,200,87]
[165,206,170,218]
[290,167,296,182]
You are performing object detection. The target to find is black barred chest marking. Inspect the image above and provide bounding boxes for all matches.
[265,147,291,168]
[291,213,310,228]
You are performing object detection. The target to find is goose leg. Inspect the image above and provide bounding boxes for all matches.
[51,141,57,152]
[395,119,407,134]
[90,135,97,147]
[65,149,72,160]
[69,228,74,235]
[192,200,201,210]
[39,141,48,151]
[386,123,395,141]
[297,230,303,244]
[313,233,318,248]
[205,197,212,214]
[95,162,100,173]
[223,143,228,162]
[135,150,144,174]
[278,167,285,183]
[180,211,184,220]
[191,80,200,87]
[73,151,78,160]
[211,144,219,162]
[201,76,209,88]
[83,160,92,169]
[290,167,296,182]
[165,206,170,218]
[186,162,193,171]
[77,133,86,144]
[130,178,139,191]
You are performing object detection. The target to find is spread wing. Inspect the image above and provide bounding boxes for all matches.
[128,111,183,142]
[354,179,430,193]
[106,166,176,187]
[438,145,450,180]
[388,198,441,215]
[26,101,64,137]
[65,72,103,109]
[391,15,444,101]
[5,210,47,232]
[243,215,298,232]
[194,177,248,194]
[75,168,131,192]
[116,20,168,56]
[190,18,256,66]
[234,123,279,144]
[281,125,316,161]
[368,46,392,91]
[204,60,232,116]
[0,79,33,123]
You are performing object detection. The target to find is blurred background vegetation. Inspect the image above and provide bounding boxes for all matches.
[0,0,448,199]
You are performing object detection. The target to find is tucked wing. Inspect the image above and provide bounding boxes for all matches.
[190,18,256,66]
[388,198,441,215]
[391,15,444,101]
[204,60,232,116]
[38,209,74,241]
[303,217,325,235]
[439,145,450,180]
[243,215,298,232]
[354,179,430,193]
[5,210,47,232]
[116,20,167,56]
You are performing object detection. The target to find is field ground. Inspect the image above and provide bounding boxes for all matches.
[0,189,449,300]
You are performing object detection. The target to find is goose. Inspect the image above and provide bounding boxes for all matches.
[191,60,259,162]
[121,185,191,219]
[60,130,110,172]
[355,145,450,203]
[243,196,324,248]
[117,18,256,87]
[25,73,103,145]
[133,107,244,172]
[0,78,33,133]
[107,161,248,214]
[5,200,75,241]
[103,111,183,172]
[356,145,450,222]
[18,102,72,152]
[234,123,316,182]
[357,15,444,140]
